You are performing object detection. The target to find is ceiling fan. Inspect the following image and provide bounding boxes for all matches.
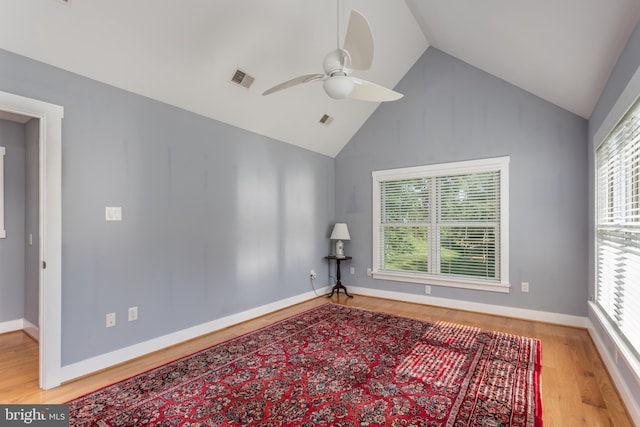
[262,5,403,102]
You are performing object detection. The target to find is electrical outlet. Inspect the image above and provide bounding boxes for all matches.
[128,306,138,321]
[366,268,372,277]
[106,312,116,328]
[350,266,355,275]
[424,285,431,295]
[521,282,529,293]
[310,270,317,280]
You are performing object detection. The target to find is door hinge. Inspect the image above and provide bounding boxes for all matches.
[42,261,47,269]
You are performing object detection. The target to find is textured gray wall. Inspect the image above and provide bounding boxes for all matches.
[24,118,39,326]
[335,48,588,316]
[587,20,640,413]
[0,49,335,365]
[0,119,25,322]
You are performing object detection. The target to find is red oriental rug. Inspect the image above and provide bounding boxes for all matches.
[67,303,542,426]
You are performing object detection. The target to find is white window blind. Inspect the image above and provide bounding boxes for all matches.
[0,146,5,238]
[596,95,640,359]
[372,157,509,293]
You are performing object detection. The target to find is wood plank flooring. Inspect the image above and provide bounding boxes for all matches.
[0,294,633,426]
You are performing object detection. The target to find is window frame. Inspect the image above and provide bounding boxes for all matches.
[372,156,510,293]
[595,93,640,363]
[589,63,640,391]
[0,146,5,238]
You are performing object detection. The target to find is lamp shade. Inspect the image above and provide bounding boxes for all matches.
[323,76,354,99]
[330,223,351,240]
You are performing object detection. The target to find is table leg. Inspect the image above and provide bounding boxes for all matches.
[327,259,354,298]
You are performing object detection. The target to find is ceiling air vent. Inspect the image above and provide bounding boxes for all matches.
[230,68,254,89]
[56,0,72,6]
[319,114,334,126]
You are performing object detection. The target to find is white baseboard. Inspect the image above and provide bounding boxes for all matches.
[60,287,330,383]
[587,306,640,425]
[0,318,39,341]
[62,284,586,384]
[23,319,39,341]
[0,318,23,334]
[348,286,588,328]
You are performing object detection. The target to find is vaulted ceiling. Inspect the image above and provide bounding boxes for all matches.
[1,0,639,157]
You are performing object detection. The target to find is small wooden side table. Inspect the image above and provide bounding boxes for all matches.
[325,256,353,298]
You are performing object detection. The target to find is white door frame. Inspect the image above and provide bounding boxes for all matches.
[0,90,63,390]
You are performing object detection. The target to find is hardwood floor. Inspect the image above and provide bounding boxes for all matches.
[0,294,633,426]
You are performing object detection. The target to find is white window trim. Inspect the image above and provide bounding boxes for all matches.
[591,64,640,387]
[372,156,510,293]
[0,146,5,238]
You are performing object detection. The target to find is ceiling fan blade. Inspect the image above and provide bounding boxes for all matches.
[262,73,325,96]
[348,78,403,102]
[342,10,374,71]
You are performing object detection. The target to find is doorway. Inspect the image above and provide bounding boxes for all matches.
[0,116,39,341]
[0,90,63,390]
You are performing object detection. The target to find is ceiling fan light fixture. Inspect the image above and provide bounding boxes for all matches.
[323,76,354,99]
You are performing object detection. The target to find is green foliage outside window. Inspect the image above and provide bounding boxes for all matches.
[381,172,499,279]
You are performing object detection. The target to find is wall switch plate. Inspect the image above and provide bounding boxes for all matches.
[105,206,122,221]
[106,312,116,327]
[128,306,138,322]
[424,285,431,294]
[350,266,355,275]
[521,282,529,293]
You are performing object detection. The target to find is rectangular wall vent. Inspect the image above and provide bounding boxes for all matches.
[319,114,334,126]
[230,68,255,89]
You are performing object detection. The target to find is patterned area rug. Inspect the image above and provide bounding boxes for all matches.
[67,303,542,426]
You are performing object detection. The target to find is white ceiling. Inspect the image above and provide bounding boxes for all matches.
[1,0,639,157]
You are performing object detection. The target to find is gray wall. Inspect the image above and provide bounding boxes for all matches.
[587,20,640,413]
[0,119,25,322]
[335,48,588,316]
[0,48,335,365]
[24,118,39,326]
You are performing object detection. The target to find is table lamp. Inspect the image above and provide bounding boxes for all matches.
[330,223,350,258]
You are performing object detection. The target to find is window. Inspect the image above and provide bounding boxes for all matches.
[0,146,5,238]
[596,95,640,359]
[372,156,509,293]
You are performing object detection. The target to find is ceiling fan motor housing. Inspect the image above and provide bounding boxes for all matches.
[323,49,352,76]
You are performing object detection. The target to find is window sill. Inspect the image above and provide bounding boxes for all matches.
[372,270,510,293]
[589,302,640,385]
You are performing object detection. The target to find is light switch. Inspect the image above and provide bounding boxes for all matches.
[105,206,122,221]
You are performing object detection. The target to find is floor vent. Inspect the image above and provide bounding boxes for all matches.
[319,114,334,126]
[230,68,255,89]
